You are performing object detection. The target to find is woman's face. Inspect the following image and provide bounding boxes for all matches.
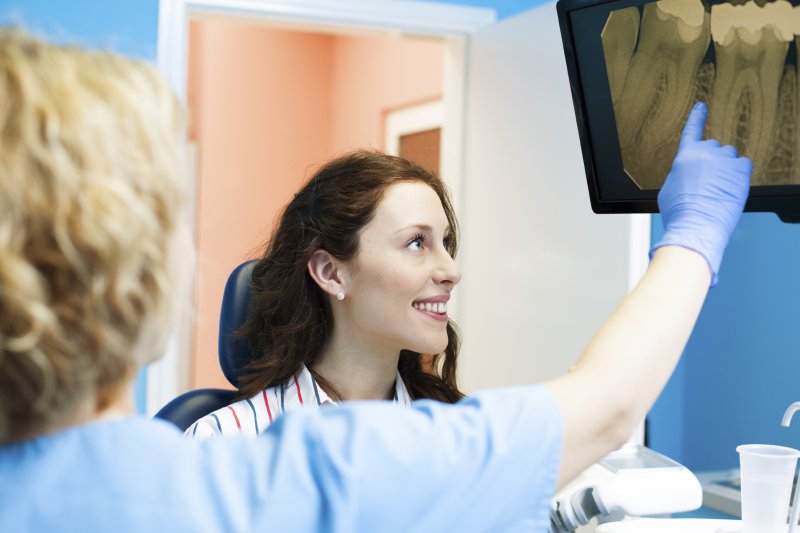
[342,181,461,356]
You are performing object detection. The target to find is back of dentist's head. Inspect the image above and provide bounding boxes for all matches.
[0,28,185,442]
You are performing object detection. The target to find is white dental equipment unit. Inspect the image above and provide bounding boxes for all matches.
[549,443,703,532]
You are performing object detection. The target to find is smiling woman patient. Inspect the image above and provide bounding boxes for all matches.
[187,151,466,438]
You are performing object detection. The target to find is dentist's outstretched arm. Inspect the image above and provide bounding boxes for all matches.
[546,102,751,488]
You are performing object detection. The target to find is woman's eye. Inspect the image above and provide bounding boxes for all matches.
[407,234,426,251]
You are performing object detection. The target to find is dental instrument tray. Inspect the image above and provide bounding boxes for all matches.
[695,469,741,518]
[556,0,800,222]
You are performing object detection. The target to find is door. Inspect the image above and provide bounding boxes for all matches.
[385,99,444,176]
[456,3,642,392]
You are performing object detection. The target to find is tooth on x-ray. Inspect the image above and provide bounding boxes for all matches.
[604,0,709,190]
[601,7,640,106]
[708,0,794,185]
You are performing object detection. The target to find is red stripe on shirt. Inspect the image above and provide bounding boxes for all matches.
[262,389,273,423]
[227,405,242,431]
[294,374,304,405]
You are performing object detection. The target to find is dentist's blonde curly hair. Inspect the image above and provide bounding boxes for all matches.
[0,29,185,442]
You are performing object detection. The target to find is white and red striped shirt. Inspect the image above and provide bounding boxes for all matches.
[186,365,412,440]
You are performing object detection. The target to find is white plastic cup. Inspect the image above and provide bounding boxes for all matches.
[737,444,800,533]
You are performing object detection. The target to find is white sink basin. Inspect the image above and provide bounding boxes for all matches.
[597,518,741,532]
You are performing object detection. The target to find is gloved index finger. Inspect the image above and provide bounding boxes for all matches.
[679,102,708,150]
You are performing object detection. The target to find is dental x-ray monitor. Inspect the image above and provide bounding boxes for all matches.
[557,0,800,222]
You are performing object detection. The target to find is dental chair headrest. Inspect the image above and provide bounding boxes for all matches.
[218,259,257,387]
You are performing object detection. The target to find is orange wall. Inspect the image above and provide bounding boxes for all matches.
[329,34,445,152]
[188,19,443,390]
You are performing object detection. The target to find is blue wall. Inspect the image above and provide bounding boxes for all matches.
[649,213,800,471]
[0,0,157,59]
[421,0,545,19]
[0,0,159,413]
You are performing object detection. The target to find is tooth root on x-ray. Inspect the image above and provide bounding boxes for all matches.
[707,0,793,184]
[601,7,640,106]
[612,0,709,190]
[763,65,796,185]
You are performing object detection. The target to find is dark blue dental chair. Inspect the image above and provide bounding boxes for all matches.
[154,259,257,431]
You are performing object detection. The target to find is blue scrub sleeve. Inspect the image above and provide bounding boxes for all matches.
[219,384,564,532]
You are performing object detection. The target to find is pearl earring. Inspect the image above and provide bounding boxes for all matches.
[336,292,345,301]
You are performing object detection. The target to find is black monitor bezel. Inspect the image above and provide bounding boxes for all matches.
[556,0,800,223]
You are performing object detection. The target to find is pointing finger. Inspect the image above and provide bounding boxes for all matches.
[680,102,708,150]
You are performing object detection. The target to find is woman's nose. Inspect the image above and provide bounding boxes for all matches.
[434,249,461,287]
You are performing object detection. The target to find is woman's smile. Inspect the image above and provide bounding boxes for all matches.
[412,296,449,322]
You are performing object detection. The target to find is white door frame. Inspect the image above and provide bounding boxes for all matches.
[385,99,444,157]
[149,0,496,414]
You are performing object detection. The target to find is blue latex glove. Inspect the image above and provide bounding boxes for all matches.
[651,102,752,286]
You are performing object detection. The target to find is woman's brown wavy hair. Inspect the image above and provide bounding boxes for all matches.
[236,150,464,403]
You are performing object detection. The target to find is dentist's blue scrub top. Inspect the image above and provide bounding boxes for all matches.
[0,385,563,532]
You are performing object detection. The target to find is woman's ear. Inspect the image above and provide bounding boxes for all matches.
[307,250,345,297]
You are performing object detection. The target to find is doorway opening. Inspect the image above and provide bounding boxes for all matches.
[149,0,495,412]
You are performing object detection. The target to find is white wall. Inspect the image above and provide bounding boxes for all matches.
[455,3,639,392]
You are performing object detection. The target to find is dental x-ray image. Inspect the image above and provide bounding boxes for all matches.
[602,0,800,189]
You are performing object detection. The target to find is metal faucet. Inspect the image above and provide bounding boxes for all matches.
[783,401,800,533]
[782,402,800,428]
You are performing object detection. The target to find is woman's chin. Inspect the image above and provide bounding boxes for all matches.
[408,339,448,357]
